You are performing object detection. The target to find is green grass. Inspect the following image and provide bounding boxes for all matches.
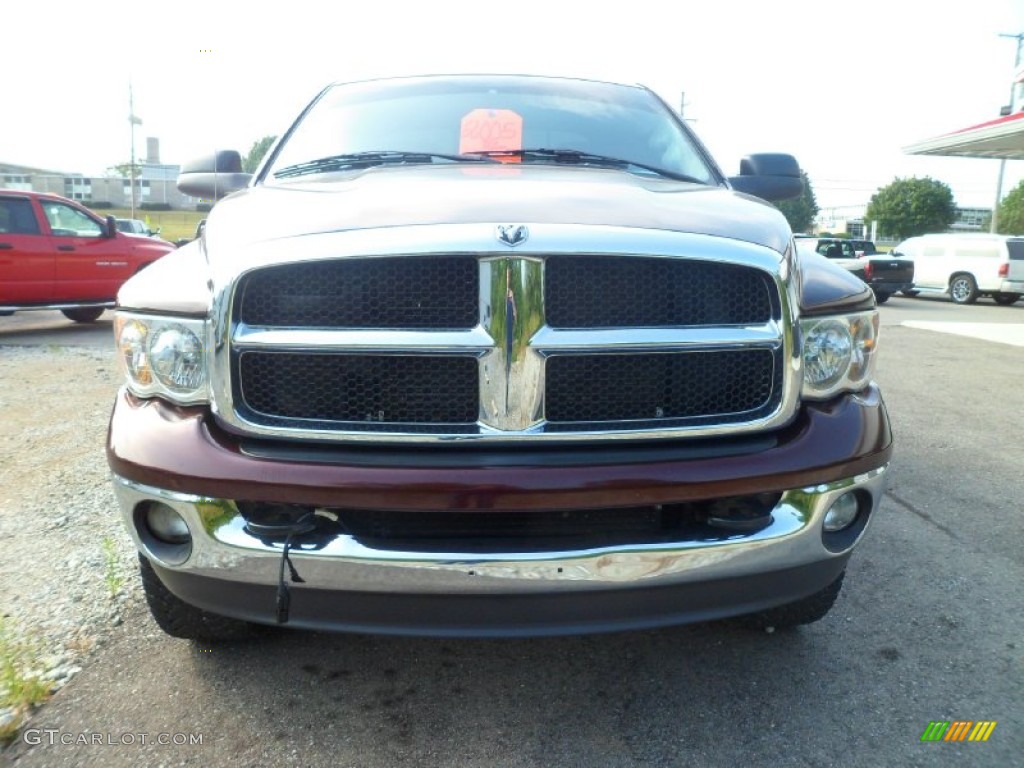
[101,537,124,598]
[88,208,207,243]
[0,618,54,745]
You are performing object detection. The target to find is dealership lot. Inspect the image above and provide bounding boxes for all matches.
[2,296,1022,767]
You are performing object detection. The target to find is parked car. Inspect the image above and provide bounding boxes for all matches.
[0,190,176,322]
[848,238,878,257]
[889,233,1024,305]
[173,218,206,248]
[794,236,914,303]
[115,218,175,249]
[108,74,891,640]
[115,218,159,237]
[794,236,866,280]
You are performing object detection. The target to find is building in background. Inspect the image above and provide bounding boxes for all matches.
[815,206,992,240]
[0,138,203,210]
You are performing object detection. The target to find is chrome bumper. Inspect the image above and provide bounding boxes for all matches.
[113,467,887,595]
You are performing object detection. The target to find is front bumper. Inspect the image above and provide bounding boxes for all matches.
[108,386,892,636]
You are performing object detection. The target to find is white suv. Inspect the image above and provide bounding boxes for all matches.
[890,233,1024,305]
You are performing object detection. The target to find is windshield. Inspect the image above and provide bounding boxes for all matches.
[264,76,718,184]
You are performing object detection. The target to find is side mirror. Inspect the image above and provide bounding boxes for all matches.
[177,150,252,200]
[105,215,118,239]
[728,153,803,201]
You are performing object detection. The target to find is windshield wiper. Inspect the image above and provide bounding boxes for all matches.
[274,151,498,179]
[469,148,706,184]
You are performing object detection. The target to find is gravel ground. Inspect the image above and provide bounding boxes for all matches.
[0,345,139,737]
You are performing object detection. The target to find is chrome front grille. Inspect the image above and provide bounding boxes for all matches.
[237,352,479,430]
[544,349,781,427]
[224,229,795,444]
[237,256,478,329]
[545,256,775,328]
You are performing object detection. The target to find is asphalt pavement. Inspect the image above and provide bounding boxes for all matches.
[0,311,114,349]
[3,296,1023,767]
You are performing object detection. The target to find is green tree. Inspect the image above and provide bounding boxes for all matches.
[865,177,956,239]
[243,135,277,173]
[106,162,141,180]
[774,170,818,233]
[995,179,1024,235]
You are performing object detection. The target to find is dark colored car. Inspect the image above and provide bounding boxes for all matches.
[795,236,913,303]
[849,239,878,257]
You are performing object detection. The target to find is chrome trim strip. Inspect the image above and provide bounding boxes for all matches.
[113,466,886,590]
[208,224,800,444]
[531,325,782,352]
[233,325,495,354]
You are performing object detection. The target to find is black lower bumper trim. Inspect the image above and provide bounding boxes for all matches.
[152,557,850,638]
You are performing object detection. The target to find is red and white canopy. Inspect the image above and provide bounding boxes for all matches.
[904,111,1024,160]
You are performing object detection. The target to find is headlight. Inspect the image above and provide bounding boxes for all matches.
[114,313,209,404]
[800,311,879,400]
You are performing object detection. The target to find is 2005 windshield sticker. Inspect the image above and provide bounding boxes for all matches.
[460,109,523,161]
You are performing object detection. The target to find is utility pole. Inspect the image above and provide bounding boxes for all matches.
[128,81,142,219]
[992,32,1024,233]
[678,91,695,122]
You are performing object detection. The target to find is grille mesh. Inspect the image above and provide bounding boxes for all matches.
[546,256,773,328]
[545,350,778,424]
[237,257,478,329]
[238,353,478,425]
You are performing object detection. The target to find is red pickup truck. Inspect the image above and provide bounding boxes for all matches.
[0,190,175,322]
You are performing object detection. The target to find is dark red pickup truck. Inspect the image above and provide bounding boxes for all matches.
[108,74,892,641]
[0,190,174,322]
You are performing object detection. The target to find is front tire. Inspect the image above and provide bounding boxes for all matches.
[949,274,978,305]
[139,554,255,641]
[61,307,105,323]
[993,293,1021,306]
[739,571,845,630]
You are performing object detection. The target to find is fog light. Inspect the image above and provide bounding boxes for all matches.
[145,502,191,544]
[823,492,860,532]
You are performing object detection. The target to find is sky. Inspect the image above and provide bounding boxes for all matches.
[5,0,1024,214]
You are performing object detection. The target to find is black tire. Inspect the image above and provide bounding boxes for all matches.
[738,571,845,630]
[993,293,1021,306]
[139,554,255,641]
[61,307,105,323]
[949,274,978,305]
[873,291,890,304]
[901,289,919,298]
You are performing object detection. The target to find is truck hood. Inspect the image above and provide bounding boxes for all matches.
[205,164,792,255]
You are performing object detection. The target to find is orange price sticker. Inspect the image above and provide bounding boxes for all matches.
[459,109,523,162]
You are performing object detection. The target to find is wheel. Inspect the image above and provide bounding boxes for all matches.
[949,274,978,305]
[139,554,255,640]
[739,571,845,630]
[901,289,919,298]
[873,291,890,304]
[993,293,1021,306]
[61,307,105,323]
